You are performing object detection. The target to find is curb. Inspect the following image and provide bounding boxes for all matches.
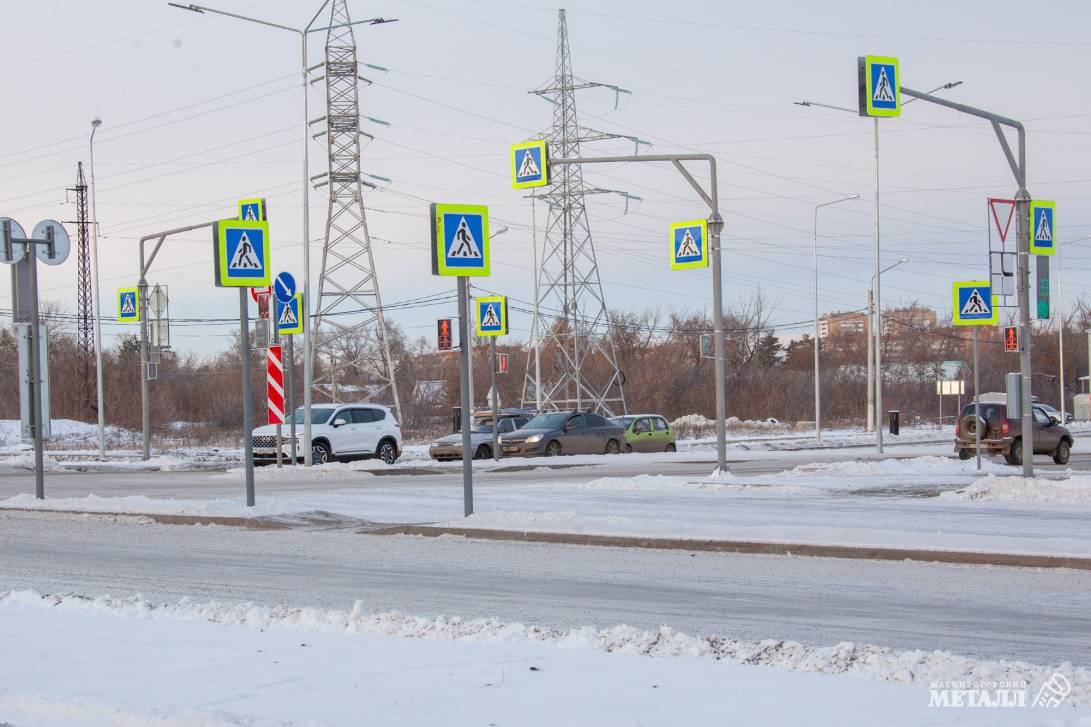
[378,524,1091,571]
[0,507,292,530]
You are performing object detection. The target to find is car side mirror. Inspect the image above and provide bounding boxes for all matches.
[333,417,348,428]
[564,422,575,431]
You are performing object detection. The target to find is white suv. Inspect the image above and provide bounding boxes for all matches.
[251,404,401,465]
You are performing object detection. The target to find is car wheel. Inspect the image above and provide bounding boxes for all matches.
[545,440,562,457]
[605,439,620,455]
[958,448,972,461]
[377,439,398,465]
[474,444,492,460]
[311,441,332,465]
[665,443,676,453]
[1005,438,1023,466]
[624,443,633,454]
[1054,440,1071,465]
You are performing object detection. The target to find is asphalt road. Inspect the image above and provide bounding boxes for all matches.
[1,511,1088,668]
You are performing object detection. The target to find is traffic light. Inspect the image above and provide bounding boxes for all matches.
[1004,326,1018,353]
[437,318,453,351]
[497,352,509,374]
[1036,256,1050,320]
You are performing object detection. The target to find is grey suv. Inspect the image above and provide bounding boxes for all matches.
[955,402,1073,465]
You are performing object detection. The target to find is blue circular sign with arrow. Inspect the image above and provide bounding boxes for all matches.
[274,271,297,304]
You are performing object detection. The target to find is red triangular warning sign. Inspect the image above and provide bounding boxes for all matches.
[988,198,1016,244]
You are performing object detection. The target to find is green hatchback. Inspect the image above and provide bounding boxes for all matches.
[609,414,677,453]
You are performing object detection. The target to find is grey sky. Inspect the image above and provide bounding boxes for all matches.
[2,0,1090,356]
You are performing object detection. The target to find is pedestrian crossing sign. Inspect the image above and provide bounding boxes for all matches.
[430,203,490,277]
[476,295,508,337]
[118,288,140,323]
[858,55,900,118]
[952,281,997,326]
[275,292,304,335]
[670,219,709,270]
[214,219,270,287]
[1029,200,1055,256]
[238,198,267,222]
[511,140,549,189]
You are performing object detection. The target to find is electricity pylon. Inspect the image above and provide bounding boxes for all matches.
[522,9,635,417]
[311,0,401,420]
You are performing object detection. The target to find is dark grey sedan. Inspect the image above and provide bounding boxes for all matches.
[498,411,627,457]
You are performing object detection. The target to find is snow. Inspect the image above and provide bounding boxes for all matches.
[942,474,1091,504]
[0,589,1086,726]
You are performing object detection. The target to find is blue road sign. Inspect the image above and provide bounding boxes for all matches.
[430,203,490,276]
[858,56,900,118]
[1030,200,1056,256]
[274,271,297,303]
[215,220,270,287]
[952,281,997,326]
[276,293,304,335]
[476,296,507,336]
[511,140,549,189]
[670,220,708,270]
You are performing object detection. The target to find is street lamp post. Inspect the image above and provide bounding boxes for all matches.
[812,194,859,441]
[869,257,909,432]
[88,117,106,460]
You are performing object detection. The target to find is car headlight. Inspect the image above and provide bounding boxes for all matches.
[525,434,542,444]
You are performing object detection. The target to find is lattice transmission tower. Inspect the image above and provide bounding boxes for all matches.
[68,162,95,414]
[311,0,401,420]
[522,9,634,417]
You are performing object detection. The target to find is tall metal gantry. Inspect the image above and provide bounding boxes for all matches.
[522,9,629,417]
[310,0,401,420]
[68,162,94,413]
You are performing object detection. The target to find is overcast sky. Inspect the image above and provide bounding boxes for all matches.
[2,0,1090,356]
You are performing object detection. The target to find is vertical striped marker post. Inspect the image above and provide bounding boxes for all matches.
[267,345,285,467]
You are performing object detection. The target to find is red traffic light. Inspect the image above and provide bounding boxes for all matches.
[437,319,453,351]
[1004,326,1018,352]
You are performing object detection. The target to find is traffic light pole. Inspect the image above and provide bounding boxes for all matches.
[899,86,1034,477]
[548,153,727,473]
[457,277,474,516]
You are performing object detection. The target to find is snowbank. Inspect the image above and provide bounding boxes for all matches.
[4,589,1087,707]
[942,474,1091,504]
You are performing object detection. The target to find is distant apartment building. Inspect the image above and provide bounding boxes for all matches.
[883,306,937,337]
[818,310,867,339]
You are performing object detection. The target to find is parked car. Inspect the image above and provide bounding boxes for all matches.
[1037,403,1075,425]
[954,401,1073,465]
[609,414,677,453]
[428,408,533,461]
[251,404,402,465]
[498,410,626,457]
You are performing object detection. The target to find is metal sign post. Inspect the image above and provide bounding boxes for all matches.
[953,281,997,471]
[431,202,491,517]
[287,334,297,462]
[239,289,255,506]
[490,338,500,462]
[2,218,70,499]
[974,327,982,471]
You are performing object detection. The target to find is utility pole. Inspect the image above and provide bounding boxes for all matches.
[866,288,874,432]
[88,118,106,460]
[67,163,95,415]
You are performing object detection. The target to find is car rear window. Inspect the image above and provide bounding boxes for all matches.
[961,403,1004,424]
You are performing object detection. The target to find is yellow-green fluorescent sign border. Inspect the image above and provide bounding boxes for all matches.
[238,197,268,222]
[1029,200,1056,256]
[430,203,491,277]
[952,280,998,326]
[862,55,900,118]
[475,295,508,337]
[670,219,709,270]
[117,287,140,323]
[511,140,549,190]
[214,219,271,288]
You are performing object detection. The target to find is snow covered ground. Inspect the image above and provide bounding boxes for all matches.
[1,589,1086,726]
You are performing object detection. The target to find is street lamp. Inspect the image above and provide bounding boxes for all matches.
[89,117,106,460]
[169,2,395,465]
[868,256,909,432]
[812,194,859,441]
[795,80,961,454]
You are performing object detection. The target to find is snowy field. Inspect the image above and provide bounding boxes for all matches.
[1,589,1087,726]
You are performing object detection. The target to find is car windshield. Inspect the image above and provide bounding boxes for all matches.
[469,418,495,434]
[523,412,569,430]
[292,408,334,425]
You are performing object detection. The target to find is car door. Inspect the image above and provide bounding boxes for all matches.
[351,408,383,454]
[1032,407,1059,454]
[651,417,673,451]
[327,407,358,454]
[562,414,590,454]
[631,417,655,452]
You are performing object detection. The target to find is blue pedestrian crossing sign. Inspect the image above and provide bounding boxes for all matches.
[214,219,270,287]
[952,281,997,326]
[430,203,490,277]
[511,140,549,189]
[238,198,267,222]
[276,293,304,335]
[274,271,296,303]
[476,296,508,337]
[670,219,709,270]
[1030,200,1055,256]
[858,55,900,118]
[118,288,140,323]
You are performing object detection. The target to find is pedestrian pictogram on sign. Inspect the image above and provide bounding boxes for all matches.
[858,55,901,118]
[275,293,304,335]
[511,140,549,189]
[1030,200,1055,255]
[670,219,708,270]
[437,319,453,351]
[476,296,508,337]
[214,219,271,287]
[1004,326,1019,353]
[952,281,997,326]
[238,198,267,222]
[430,203,490,276]
[118,288,140,323]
